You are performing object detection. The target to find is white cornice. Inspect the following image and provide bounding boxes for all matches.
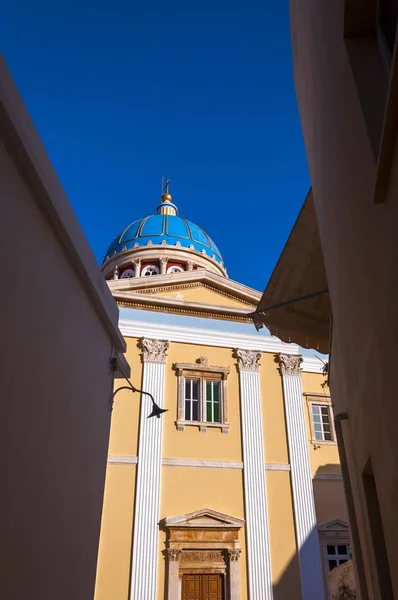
[119,318,296,354]
[119,319,321,373]
[301,357,324,373]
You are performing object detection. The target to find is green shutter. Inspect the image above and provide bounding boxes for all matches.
[213,382,220,423]
[206,381,212,422]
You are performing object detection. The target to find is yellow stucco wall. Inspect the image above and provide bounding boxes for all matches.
[163,342,242,462]
[108,339,142,457]
[267,471,302,600]
[96,326,348,600]
[95,464,136,600]
[301,373,341,476]
[313,480,349,524]
[159,467,247,598]
[260,354,290,465]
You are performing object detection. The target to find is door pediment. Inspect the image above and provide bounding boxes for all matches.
[165,508,244,530]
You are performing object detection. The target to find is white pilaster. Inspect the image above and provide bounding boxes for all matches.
[129,338,169,600]
[277,354,324,599]
[235,349,273,600]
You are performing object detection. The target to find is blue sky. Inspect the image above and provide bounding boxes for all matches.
[1,0,310,291]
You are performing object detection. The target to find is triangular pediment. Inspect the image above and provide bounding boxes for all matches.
[318,519,349,532]
[108,270,261,321]
[165,508,244,529]
[141,284,254,309]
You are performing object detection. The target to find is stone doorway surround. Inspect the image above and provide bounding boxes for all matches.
[163,508,244,600]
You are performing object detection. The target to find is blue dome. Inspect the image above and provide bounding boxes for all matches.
[104,214,223,265]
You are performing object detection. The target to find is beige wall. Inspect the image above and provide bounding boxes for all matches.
[0,58,125,600]
[290,2,398,596]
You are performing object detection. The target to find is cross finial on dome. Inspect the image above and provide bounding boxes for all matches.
[161,178,172,202]
[158,177,178,216]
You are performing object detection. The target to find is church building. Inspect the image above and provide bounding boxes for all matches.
[94,185,349,600]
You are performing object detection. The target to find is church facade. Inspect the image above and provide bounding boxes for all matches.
[94,187,349,600]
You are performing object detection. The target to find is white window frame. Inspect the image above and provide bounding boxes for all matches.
[312,404,333,442]
[183,377,222,425]
[324,543,351,572]
[174,357,229,433]
[204,379,222,424]
[184,377,201,422]
[305,394,337,446]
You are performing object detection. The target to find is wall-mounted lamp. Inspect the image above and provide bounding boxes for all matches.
[111,358,167,419]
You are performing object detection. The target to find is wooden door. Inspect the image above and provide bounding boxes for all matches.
[182,574,223,600]
[202,574,223,599]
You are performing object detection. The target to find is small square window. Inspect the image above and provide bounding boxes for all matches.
[326,544,350,571]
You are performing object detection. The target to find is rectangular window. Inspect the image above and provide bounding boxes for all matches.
[175,360,229,433]
[184,378,222,423]
[326,544,351,571]
[205,380,221,423]
[379,0,398,56]
[312,404,333,441]
[184,378,200,422]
